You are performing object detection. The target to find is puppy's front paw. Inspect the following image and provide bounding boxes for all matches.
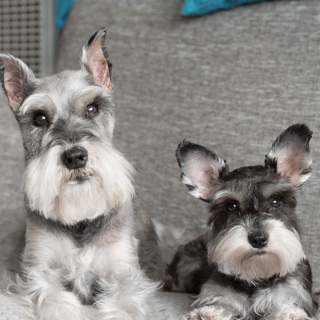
[267,305,313,320]
[183,306,231,320]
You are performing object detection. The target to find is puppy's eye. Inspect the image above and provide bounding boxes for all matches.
[227,201,240,213]
[33,113,48,127]
[270,198,282,209]
[85,103,99,118]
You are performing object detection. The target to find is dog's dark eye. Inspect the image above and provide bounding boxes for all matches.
[33,113,48,127]
[227,201,240,213]
[270,198,282,209]
[85,103,99,118]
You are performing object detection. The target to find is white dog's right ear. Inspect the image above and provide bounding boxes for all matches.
[81,28,112,91]
[0,54,36,112]
[176,140,228,202]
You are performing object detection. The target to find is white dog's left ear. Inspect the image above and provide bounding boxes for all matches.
[265,124,312,187]
[81,28,112,91]
[0,54,37,112]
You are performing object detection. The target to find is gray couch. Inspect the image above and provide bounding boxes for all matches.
[0,0,320,318]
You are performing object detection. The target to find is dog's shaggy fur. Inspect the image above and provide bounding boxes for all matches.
[0,28,166,320]
[167,124,318,320]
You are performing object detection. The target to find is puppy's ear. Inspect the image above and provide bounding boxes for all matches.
[176,140,228,202]
[81,28,112,91]
[0,54,36,112]
[265,124,312,187]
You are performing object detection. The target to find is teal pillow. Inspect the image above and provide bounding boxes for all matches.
[56,0,78,30]
[181,0,267,16]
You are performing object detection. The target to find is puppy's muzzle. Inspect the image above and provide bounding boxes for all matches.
[62,146,88,170]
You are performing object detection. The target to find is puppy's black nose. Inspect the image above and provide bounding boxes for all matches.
[62,146,88,170]
[248,231,268,249]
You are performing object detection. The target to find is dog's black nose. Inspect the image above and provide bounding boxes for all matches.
[248,231,268,249]
[62,146,88,170]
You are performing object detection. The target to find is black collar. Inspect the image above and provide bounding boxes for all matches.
[212,266,287,295]
[28,210,116,246]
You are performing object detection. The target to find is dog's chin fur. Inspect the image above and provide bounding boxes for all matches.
[208,219,305,283]
[23,139,135,225]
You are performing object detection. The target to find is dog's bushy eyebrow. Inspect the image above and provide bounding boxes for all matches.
[212,190,238,202]
[77,85,110,99]
[259,182,294,199]
[19,93,53,115]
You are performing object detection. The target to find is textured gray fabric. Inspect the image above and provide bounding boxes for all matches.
[1,0,320,317]
[0,91,25,273]
[0,293,30,320]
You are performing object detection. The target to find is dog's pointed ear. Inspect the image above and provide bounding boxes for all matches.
[81,28,112,91]
[265,124,312,187]
[176,140,228,202]
[0,54,36,112]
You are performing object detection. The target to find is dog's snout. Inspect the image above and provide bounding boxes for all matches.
[248,231,268,249]
[62,146,88,170]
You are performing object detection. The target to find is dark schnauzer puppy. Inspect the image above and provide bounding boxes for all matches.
[167,124,318,320]
[0,29,166,320]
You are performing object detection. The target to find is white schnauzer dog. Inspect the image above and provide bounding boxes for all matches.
[166,124,318,320]
[0,28,167,320]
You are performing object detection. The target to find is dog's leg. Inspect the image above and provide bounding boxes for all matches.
[184,279,249,320]
[20,222,85,320]
[93,270,164,320]
[23,268,83,320]
[252,268,316,320]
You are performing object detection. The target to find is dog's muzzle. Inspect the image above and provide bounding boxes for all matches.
[62,146,88,170]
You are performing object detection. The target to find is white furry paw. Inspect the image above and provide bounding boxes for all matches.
[266,305,313,320]
[35,291,83,320]
[183,306,232,320]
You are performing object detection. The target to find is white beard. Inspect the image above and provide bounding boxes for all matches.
[23,139,135,225]
[208,219,305,283]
